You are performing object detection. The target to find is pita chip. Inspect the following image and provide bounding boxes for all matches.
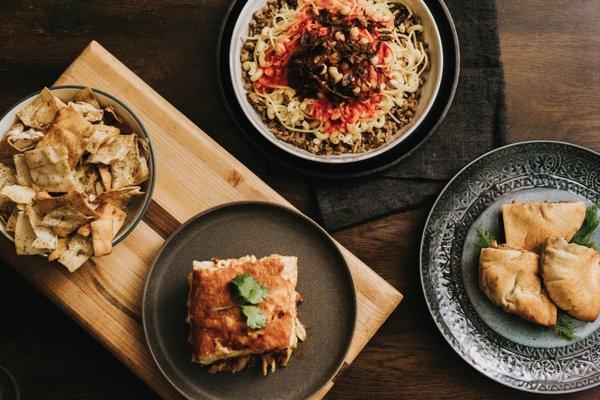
[93,186,143,208]
[24,145,74,193]
[16,88,64,130]
[40,205,92,237]
[0,124,44,159]
[57,234,93,272]
[48,237,68,262]
[86,134,135,164]
[111,136,149,189]
[14,209,45,255]
[33,191,98,218]
[0,184,36,204]
[86,124,120,154]
[90,203,126,256]
[77,223,91,237]
[69,101,104,123]
[97,164,112,190]
[53,105,92,139]
[0,162,17,219]
[5,207,19,232]
[72,164,100,194]
[36,125,88,168]
[12,154,35,188]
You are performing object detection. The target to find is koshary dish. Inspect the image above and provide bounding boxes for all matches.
[187,255,306,374]
[241,0,429,155]
[0,87,150,272]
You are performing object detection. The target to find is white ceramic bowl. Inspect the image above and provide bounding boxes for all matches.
[229,0,443,164]
[0,85,155,245]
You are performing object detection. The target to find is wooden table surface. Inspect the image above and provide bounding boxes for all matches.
[0,1,599,399]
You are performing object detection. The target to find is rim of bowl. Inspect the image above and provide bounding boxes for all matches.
[228,0,444,164]
[0,85,156,247]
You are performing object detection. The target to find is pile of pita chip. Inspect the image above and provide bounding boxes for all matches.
[0,87,150,272]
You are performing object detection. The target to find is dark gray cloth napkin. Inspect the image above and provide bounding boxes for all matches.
[314,0,509,231]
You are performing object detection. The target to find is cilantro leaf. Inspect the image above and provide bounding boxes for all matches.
[231,273,269,304]
[475,228,496,249]
[571,205,599,249]
[241,305,268,329]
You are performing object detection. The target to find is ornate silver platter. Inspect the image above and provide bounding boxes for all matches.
[421,141,600,393]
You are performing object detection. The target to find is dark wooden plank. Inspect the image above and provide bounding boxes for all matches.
[0,0,599,399]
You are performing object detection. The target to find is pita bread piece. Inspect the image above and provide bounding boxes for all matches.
[86,124,120,154]
[94,186,143,208]
[86,134,135,165]
[90,203,126,256]
[14,209,45,255]
[479,243,557,326]
[502,201,586,251]
[48,237,68,262]
[97,164,112,190]
[77,223,91,237]
[26,205,58,251]
[72,87,100,108]
[0,162,17,219]
[40,205,92,237]
[16,88,64,130]
[33,191,98,218]
[68,101,104,123]
[5,207,19,232]
[72,164,100,195]
[53,105,92,139]
[542,236,600,322]
[24,145,74,193]
[111,136,149,189]
[12,153,35,188]
[57,234,93,272]
[0,185,36,204]
[36,125,88,168]
[0,123,44,159]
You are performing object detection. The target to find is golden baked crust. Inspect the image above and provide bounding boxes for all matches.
[479,244,557,326]
[502,201,586,252]
[542,237,600,322]
[188,255,302,369]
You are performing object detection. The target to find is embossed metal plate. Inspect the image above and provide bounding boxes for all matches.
[421,141,600,393]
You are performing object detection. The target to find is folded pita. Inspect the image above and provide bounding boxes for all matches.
[16,88,65,130]
[502,202,586,251]
[24,145,74,193]
[542,237,600,322]
[479,243,557,326]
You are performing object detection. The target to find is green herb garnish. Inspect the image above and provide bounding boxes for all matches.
[231,273,269,305]
[229,273,269,329]
[240,305,268,329]
[553,314,577,341]
[475,228,496,249]
[571,205,599,249]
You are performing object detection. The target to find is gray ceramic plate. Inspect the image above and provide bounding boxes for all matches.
[421,141,600,393]
[143,202,356,400]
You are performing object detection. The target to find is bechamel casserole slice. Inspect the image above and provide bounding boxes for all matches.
[187,255,306,374]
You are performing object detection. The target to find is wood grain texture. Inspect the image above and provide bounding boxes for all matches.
[0,1,599,399]
[0,41,401,400]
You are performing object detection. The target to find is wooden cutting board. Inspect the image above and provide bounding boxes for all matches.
[0,41,402,399]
